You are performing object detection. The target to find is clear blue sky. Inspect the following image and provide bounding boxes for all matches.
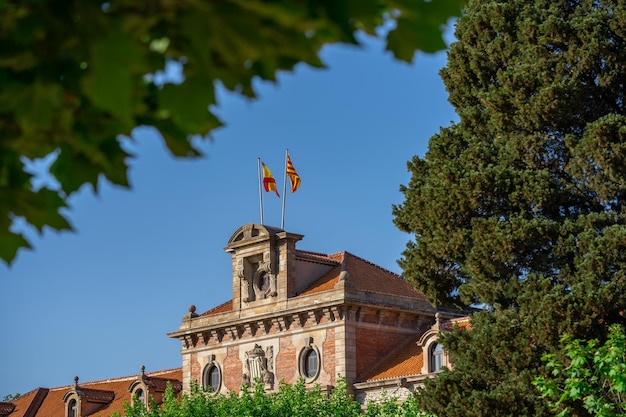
[0,31,457,397]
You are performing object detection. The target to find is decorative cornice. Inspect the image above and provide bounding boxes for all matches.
[173,303,430,350]
[352,373,435,391]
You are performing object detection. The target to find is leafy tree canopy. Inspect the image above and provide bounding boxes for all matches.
[534,324,626,417]
[393,0,626,415]
[0,0,463,265]
[117,377,431,417]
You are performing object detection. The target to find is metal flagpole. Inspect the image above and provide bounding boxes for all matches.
[258,158,264,225]
[280,149,288,229]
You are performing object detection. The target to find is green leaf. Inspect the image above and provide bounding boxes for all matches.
[158,76,222,136]
[84,28,140,130]
[0,228,31,265]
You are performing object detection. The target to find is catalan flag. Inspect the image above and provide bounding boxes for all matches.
[286,154,301,193]
[262,162,280,197]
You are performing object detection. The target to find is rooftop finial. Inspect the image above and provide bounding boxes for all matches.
[140,365,146,376]
[73,376,79,388]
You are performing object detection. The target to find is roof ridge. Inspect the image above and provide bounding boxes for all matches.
[49,368,182,390]
[296,250,341,265]
[340,251,402,278]
[295,249,329,256]
[76,387,115,394]
[200,299,232,316]
[22,388,48,417]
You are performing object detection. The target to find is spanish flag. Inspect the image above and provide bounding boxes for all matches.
[286,154,301,193]
[262,162,280,197]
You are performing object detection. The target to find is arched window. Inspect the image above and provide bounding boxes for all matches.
[202,364,221,393]
[429,343,444,372]
[68,399,78,417]
[134,388,145,405]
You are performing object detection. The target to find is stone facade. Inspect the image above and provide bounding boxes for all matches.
[168,224,468,399]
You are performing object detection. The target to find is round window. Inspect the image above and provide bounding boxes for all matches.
[203,364,221,393]
[299,347,320,381]
[304,349,318,378]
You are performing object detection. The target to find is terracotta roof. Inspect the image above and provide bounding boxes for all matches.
[75,387,115,403]
[9,388,48,417]
[300,251,427,300]
[298,264,342,295]
[200,300,232,316]
[7,369,182,417]
[295,250,341,265]
[363,336,424,382]
[452,317,471,330]
[144,375,182,392]
[0,403,16,415]
[199,251,427,316]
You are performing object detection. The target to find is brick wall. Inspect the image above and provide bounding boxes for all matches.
[223,345,242,392]
[190,352,201,383]
[322,327,336,385]
[276,338,297,382]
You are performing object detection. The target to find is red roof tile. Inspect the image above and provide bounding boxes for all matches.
[76,388,115,403]
[200,251,427,316]
[144,375,182,392]
[295,250,340,265]
[200,300,232,316]
[300,251,427,300]
[8,369,182,417]
[9,388,48,417]
[0,403,16,416]
[363,337,424,381]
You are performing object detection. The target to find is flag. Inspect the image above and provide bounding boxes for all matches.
[286,154,301,193]
[262,162,280,197]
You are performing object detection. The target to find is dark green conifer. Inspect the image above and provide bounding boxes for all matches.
[393,0,626,415]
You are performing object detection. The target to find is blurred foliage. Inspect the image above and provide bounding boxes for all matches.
[0,0,463,265]
[115,377,433,417]
[2,393,20,401]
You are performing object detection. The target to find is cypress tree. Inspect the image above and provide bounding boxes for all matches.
[393,0,626,415]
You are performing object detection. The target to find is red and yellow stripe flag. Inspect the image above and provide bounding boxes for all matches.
[286,154,301,193]
[262,162,280,197]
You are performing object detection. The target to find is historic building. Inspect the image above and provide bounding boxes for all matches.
[1,368,182,417]
[168,224,467,403]
[2,224,468,417]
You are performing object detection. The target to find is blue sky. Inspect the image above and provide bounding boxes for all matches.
[0,32,458,397]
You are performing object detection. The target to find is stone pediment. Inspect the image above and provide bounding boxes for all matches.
[225,224,287,251]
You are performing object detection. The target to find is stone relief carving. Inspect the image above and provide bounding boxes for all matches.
[238,251,277,304]
[237,258,251,302]
[242,344,274,389]
[253,252,277,299]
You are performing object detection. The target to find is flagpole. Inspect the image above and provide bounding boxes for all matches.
[258,158,264,225]
[280,149,288,229]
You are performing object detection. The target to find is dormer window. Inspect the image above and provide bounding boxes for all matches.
[68,399,78,417]
[128,366,182,408]
[418,325,450,375]
[133,388,145,406]
[429,343,444,372]
[63,376,114,417]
